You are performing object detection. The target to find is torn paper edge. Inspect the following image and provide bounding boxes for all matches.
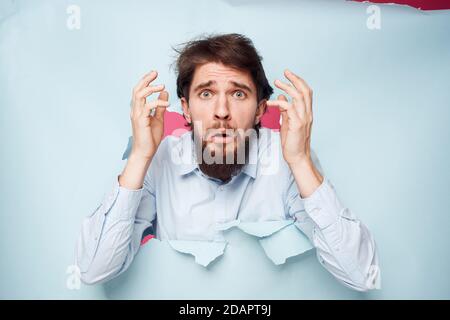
[167,240,228,267]
[347,0,448,12]
[259,224,314,265]
[144,219,314,268]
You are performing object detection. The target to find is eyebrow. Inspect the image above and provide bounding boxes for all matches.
[230,81,253,93]
[193,80,215,93]
[192,80,253,93]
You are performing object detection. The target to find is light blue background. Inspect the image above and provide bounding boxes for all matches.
[0,0,449,299]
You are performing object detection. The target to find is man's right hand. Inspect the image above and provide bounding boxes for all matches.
[130,70,170,161]
[119,70,169,190]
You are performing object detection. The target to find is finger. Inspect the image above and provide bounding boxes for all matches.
[279,109,288,139]
[131,71,160,112]
[274,79,306,118]
[134,70,158,93]
[277,94,288,125]
[274,79,302,101]
[276,95,289,138]
[266,99,290,111]
[278,94,288,102]
[284,69,313,115]
[154,91,169,120]
[134,84,165,101]
[131,84,165,117]
[266,99,301,126]
[158,90,169,102]
[142,99,170,117]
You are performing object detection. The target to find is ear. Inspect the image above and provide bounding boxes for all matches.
[180,97,192,124]
[254,99,267,126]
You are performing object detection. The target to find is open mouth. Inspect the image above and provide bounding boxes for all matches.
[209,130,235,143]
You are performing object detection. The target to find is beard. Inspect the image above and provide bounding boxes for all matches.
[191,125,251,183]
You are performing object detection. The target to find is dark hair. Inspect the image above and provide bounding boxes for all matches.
[172,33,273,131]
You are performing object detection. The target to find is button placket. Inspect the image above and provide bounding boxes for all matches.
[215,184,228,225]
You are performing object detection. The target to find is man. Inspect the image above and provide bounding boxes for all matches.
[75,33,380,291]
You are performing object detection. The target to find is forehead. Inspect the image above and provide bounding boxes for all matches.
[191,62,254,87]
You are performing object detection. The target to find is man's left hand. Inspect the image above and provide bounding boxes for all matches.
[266,69,323,198]
[266,69,313,166]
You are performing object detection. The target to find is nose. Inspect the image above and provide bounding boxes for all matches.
[213,94,231,122]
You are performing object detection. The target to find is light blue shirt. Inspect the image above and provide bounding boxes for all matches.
[75,128,380,291]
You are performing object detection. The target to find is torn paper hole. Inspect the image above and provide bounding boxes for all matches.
[104,225,363,299]
[143,220,313,268]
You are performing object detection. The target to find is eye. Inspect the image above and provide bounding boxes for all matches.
[233,90,246,99]
[199,90,212,99]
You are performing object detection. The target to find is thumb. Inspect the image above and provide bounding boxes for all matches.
[159,90,169,101]
[280,109,287,125]
[278,94,288,126]
[154,91,169,120]
[278,94,288,102]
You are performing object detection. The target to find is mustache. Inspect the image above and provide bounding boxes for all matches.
[208,122,234,129]
[206,124,235,133]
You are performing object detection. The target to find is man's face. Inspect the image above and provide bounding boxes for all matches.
[181,62,265,167]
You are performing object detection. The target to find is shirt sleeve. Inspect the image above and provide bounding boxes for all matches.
[285,149,381,292]
[75,167,157,285]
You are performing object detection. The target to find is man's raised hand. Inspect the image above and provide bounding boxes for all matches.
[129,70,170,161]
[119,70,170,190]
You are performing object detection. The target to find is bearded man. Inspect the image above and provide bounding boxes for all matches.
[75,33,380,291]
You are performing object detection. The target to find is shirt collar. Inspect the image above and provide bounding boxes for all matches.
[175,130,259,179]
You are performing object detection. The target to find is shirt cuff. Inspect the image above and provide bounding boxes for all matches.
[100,175,144,221]
[301,178,344,230]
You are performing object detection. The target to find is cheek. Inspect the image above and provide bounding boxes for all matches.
[189,96,212,113]
[189,104,211,137]
[189,102,211,123]
[230,104,257,126]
